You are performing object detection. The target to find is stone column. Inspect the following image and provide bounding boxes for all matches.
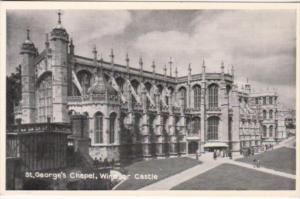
[178,96,187,155]
[231,85,241,156]
[141,90,151,159]
[168,106,178,157]
[200,83,206,154]
[155,93,164,158]
[220,81,229,144]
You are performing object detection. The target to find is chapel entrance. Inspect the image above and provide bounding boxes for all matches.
[188,141,198,154]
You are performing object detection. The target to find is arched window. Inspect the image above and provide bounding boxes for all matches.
[178,87,187,108]
[269,96,273,104]
[269,126,273,137]
[263,125,267,137]
[269,110,273,119]
[94,112,103,144]
[263,97,266,105]
[207,117,219,140]
[109,113,117,144]
[193,85,201,109]
[263,110,267,120]
[36,74,52,123]
[208,84,218,109]
[191,117,200,135]
[256,98,259,104]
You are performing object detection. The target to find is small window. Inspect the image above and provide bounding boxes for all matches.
[269,96,273,104]
[263,97,266,105]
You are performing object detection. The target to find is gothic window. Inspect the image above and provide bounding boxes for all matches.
[109,113,117,144]
[94,112,103,144]
[208,84,218,109]
[269,110,273,119]
[263,110,267,120]
[191,117,200,135]
[186,118,191,134]
[269,126,273,137]
[36,74,52,123]
[263,97,266,105]
[263,125,267,137]
[269,96,273,104]
[207,116,219,140]
[193,85,201,109]
[179,87,187,108]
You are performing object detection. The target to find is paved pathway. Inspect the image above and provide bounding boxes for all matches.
[227,160,296,180]
[140,153,225,190]
[139,137,296,190]
[274,136,295,149]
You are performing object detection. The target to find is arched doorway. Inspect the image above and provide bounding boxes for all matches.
[188,141,198,154]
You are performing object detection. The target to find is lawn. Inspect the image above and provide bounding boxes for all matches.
[172,163,295,190]
[236,147,296,174]
[115,157,200,190]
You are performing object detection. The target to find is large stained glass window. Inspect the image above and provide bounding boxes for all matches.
[193,85,201,109]
[179,87,187,108]
[109,113,117,144]
[208,84,218,109]
[207,116,219,140]
[36,74,52,123]
[94,112,103,144]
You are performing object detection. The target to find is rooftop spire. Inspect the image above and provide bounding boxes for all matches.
[100,53,103,67]
[45,33,49,47]
[57,10,62,24]
[175,67,178,78]
[110,49,114,62]
[152,60,156,74]
[92,45,97,60]
[125,53,130,65]
[26,28,30,40]
[231,64,235,79]
[125,53,130,76]
[169,57,173,77]
[188,63,192,74]
[164,64,167,77]
[221,61,225,75]
[110,49,115,73]
[202,57,205,67]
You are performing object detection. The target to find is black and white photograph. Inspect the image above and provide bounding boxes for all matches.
[2,2,299,194]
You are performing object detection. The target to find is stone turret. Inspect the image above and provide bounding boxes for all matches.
[200,58,206,153]
[50,10,69,122]
[20,29,37,123]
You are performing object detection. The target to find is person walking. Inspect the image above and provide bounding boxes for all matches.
[256,159,260,168]
[253,159,257,168]
[213,150,217,160]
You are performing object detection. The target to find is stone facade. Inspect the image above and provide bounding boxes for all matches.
[15,13,287,162]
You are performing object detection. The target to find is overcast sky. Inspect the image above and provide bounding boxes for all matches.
[6,10,296,109]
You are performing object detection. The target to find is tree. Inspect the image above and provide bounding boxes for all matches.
[6,65,21,126]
